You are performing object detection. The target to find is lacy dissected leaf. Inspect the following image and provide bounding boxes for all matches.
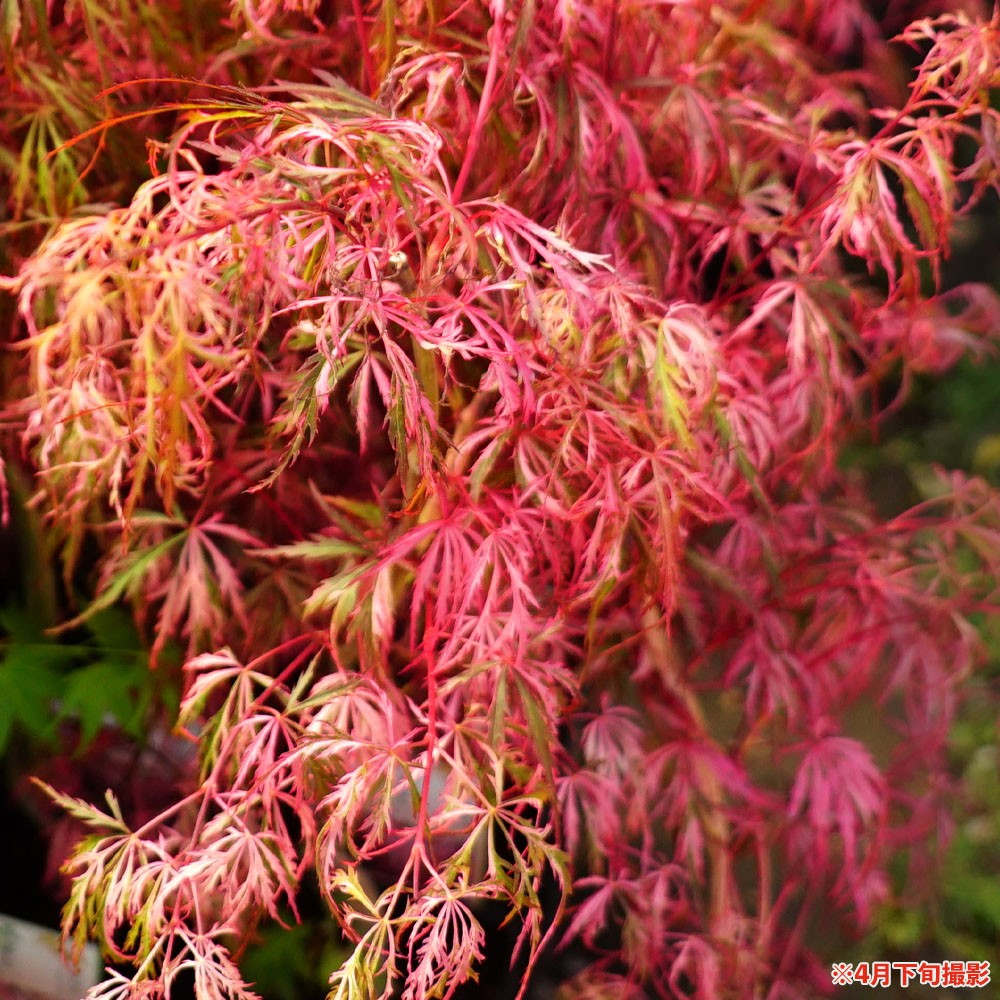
[7,2,1000,1000]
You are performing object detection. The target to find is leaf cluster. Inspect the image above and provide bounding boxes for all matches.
[2,1,1000,998]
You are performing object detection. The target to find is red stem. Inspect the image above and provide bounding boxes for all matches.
[452,23,502,203]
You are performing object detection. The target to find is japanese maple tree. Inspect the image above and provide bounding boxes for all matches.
[3,0,1000,997]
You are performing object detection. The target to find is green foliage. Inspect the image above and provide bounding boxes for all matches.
[0,606,78,753]
[0,603,172,755]
[241,920,348,1000]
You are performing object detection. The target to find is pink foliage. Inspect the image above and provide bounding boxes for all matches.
[3,0,1000,997]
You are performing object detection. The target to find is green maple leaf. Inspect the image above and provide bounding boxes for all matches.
[0,607,85,754]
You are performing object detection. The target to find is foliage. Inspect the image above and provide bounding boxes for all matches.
[0,477,174,761]
[2,0,1000,998]
[842,343,1000,995]
[0,604,161,753]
